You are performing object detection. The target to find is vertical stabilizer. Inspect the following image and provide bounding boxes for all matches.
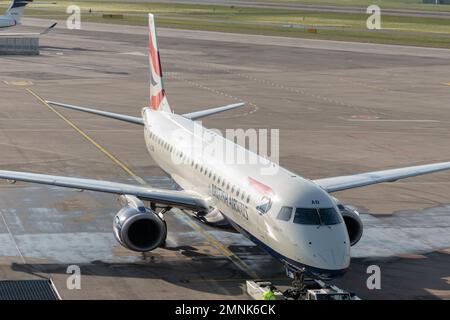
[148,14,171,112]
[5,0,33,24]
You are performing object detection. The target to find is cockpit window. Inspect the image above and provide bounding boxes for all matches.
[277,206,293,221]
[294,207,342,225]
[319,208,343,225]
[293,208,320,225]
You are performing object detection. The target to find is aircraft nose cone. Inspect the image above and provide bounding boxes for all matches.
[301,225,351,271]
[315,245,350,269]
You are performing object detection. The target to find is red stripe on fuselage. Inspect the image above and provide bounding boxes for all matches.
[248,177,275,196]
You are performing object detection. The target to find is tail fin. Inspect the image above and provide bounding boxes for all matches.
[5,0,33,24]
[148,14,171,112]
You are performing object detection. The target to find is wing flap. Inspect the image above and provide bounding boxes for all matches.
[315,161,450,193]
[0,170,207,211]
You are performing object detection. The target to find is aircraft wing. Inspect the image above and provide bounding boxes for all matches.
[0,170,208,211]
[0,23,57,37]
[314,161,450,193]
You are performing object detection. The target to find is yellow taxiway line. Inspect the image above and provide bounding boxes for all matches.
[26,88,146,185]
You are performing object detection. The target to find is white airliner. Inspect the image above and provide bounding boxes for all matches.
[0,0,56,35]
[2,14,450,279]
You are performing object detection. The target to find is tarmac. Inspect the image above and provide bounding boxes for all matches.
[0,18,450,299]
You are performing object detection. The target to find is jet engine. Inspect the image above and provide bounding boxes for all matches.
[338,204,363,246]
[113,195,167,252]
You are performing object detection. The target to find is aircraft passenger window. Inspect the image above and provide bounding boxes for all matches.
[247,195,250,203]
[293,208,321,225]
[277,206,293,221]
[231,186,235,193]
[236,189,240,197]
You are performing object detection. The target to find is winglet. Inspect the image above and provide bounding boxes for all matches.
[40,22,57,35]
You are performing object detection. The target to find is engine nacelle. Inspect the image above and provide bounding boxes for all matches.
[339,204,363,246]
[113,195,167,252]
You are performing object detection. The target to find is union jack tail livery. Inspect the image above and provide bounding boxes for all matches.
[148,14,171,112]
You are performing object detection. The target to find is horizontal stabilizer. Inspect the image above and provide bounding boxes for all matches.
[183,102,245,120]
[46,101,144,125]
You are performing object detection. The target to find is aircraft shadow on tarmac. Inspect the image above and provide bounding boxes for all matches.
[10,259,251,296]
[8,242,287,296]
[9,249,450,299]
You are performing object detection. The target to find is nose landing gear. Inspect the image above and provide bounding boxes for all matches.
[283,269,306,300]
[282,266,358,300]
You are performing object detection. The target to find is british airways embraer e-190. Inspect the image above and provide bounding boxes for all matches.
[2,14,450,279]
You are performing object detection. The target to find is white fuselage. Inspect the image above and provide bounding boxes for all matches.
[142,108,351,278]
